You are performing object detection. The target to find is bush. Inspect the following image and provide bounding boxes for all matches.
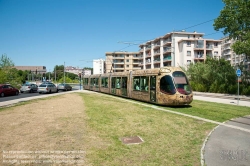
[241,86,250,95]
[191,82,206,92]
[228,84,237,94]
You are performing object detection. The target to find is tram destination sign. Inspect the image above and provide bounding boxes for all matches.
[236,69,241,77]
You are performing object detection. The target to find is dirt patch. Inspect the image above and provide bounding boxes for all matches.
[0,93,88,165]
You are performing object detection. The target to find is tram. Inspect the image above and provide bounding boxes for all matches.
[82,67,193,106]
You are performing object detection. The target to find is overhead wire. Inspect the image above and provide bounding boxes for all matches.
[118,18,222,46]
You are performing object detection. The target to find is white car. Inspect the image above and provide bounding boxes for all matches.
[38,83,58,94]
[20,83,38,93]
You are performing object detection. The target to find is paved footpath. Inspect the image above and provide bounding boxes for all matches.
[194,94,250,166]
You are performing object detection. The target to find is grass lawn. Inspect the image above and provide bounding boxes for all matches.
[1,92,249,165]
[160,100,250,122]
[81,93,217,166]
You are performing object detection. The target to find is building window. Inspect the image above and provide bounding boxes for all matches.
[126,60,129,62]
[214,42,218,47]
[126,65,129,67]
[187,41,191,46]
[187,51,191,56]
[126,55,129,57]
[187,60,191,65]
[214,51,218,55]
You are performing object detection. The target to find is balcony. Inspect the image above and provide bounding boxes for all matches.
[113,61,124,64]
[146,45,151,51]
[223,47,230,50]
[133,60,139,64]
[133,55,140,59]
[154,43,160,49]
[163,62,171,66]
[194,54,204,59]
[138,63,143,66]
[163,56,171,62]
[163,39,171,45]
[223,51,231,56]
[154,50,160,56]
[113,67,124,70]
[194,45,204,50]
[154,59,160,64]
[206,45,213,50]
[163,47,171,54]
[146,53,151,57]
[113,55,125,59]
[133,66,142,70]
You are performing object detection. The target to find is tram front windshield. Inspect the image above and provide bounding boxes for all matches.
[172,71,192,95]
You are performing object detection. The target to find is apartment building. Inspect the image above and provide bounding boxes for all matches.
[65,66,83,75]
[14,66,47,74]
[139,31,222,69]
[93,59,105,74]
[82,69,91,76]
[221,36,249,69]
[105,52,141,73]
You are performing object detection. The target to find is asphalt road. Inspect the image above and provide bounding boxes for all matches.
[0,88,79,102]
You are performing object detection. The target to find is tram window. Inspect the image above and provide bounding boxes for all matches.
[150,76,156,90]
[116,77,121,89]
[121,77,127,89]
[140,76,149,91]
[101,78,105,87]
[90,78,94,86]
[160,75,176,94]
[84,78,89,85]
[133,76,140,91]
[105,78,108,88]
[95,78,99,87]
[111,77,116,88]
[173,71,192,95]
[101,77,108,88]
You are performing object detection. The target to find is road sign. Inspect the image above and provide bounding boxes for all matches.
[236,69,241,77]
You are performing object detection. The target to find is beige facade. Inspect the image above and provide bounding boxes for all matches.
[83,69,91,75]
[14,66,47,74]
[139,31,222,69]
[65,66,83,75]
[221,36,249,69]
[105,52,141,73]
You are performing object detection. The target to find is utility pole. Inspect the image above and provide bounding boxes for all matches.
[64,62,65,84]
[54,67,56,83]
[49,69,50,81]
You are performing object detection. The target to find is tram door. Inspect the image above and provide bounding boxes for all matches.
[111,77,116,94]
[150,76,156,102]
[121,77,127,96]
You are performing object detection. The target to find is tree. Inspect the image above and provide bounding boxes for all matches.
[213,0,250,58]
[185,58,237,93]
[0,54,15,84]
[0,54,22,88]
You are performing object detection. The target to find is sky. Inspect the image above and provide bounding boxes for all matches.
[0,0,225,71]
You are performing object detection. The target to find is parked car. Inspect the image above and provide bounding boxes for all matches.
[57,83,72,91]
[0,84,19,97]
[38,83,58,94]
[20,83,38,93]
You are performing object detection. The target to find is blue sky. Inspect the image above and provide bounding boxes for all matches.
[0,0,225,71]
